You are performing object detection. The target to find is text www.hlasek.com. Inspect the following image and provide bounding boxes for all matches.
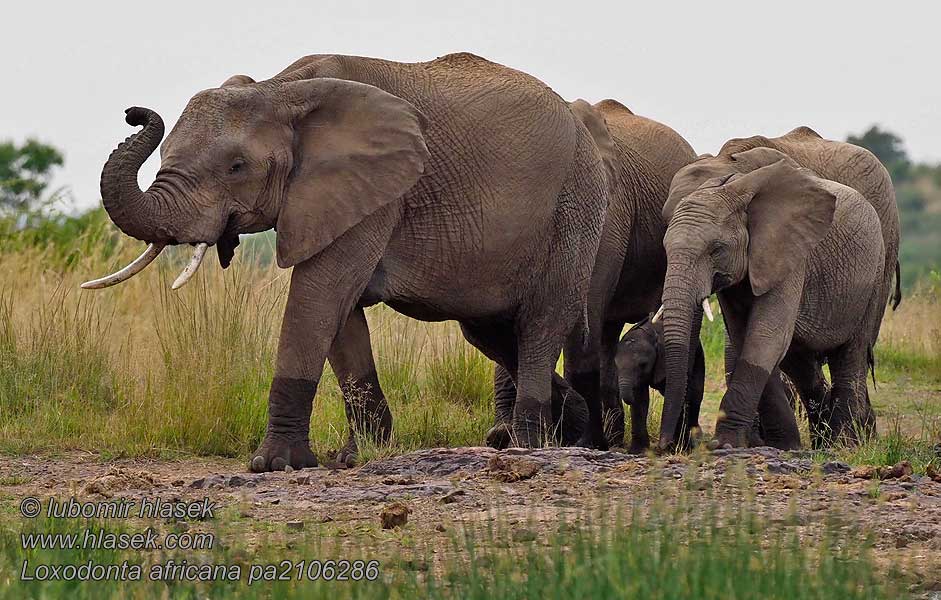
[18,496,380,583]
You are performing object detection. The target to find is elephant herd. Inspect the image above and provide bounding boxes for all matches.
[82,52,900,471]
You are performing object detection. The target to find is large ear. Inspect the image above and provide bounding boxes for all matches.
[569,99,616,179]
[275,78,429,268]
[723,160,837,296]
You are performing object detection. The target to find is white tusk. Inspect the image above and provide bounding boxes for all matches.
[171,243,209,290]
[650,304,665,324]
[702,298,714,322]
[81,243,166,289]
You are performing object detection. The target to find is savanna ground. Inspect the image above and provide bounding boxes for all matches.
[1,213,939,598]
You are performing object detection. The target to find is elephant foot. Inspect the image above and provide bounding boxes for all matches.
[627,437,650,455]
[250,437,318,472]
[712,426,749,450]
[333,436,359,469]
[485,422,513,450]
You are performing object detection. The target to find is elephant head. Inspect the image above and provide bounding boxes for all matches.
[613,318,663,411]
[83,76,429,289]
[656,150,836,450]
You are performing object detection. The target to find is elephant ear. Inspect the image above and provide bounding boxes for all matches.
[569,99,616,178]
[724,160,837,296]
[275,78,430,268]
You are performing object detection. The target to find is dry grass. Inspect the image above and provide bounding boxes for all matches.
[0,223,938,466]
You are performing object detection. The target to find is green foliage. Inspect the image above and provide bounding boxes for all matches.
[0,139,64,212]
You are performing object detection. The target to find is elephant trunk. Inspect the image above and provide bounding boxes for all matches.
[100,107,176,243]
[618,375,635,407]
[657,264,705,451]
[85,107,208,291]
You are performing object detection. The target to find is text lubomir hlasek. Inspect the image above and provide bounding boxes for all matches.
[45,497,215,520]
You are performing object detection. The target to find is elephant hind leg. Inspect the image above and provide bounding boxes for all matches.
[780,348,831,449]
[328,306,393,467]
[824,342,876,446]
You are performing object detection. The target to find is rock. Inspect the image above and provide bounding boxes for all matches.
[188,474,227,489]
[284,465,294,473]
[879,461,914,480]
[820,461,851,475]
[380,502,411,529]
[227,475,248,487]
[435,523,447,532]
[381,476,418,485]
[488,455,540,482]
[320,515,334,523]
[291,474,311,485]
[850,465,878,480]
[926,463,941,483]
[439,489,466,504]
[286,520,304,531]
[171,479,185,487]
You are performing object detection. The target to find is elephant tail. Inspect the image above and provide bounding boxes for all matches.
[867,344,877,390]
[891,260,902,311]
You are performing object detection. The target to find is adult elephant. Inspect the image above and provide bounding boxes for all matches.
[656,135,895,451]
[487,99,698,450]
[82,52,612,470]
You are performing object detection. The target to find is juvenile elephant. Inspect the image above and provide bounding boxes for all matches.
[487,100,697,449]
[613,315,704,453]
[657,146,888,450]
[82,52,613,470]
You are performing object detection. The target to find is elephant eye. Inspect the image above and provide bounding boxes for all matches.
[228,159,246,174]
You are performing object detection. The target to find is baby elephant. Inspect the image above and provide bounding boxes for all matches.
[614,315,705,453]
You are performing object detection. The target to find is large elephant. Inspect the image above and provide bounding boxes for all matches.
[657,138,893,450]
[82,52,613,470]
[486,99,698,449]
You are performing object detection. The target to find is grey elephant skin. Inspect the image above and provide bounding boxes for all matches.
[88,53,616,471]
[658,131,896,450]
[613,315,704,453]
[488,99,698,450]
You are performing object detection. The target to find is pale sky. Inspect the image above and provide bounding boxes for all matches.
[2,1,938,211]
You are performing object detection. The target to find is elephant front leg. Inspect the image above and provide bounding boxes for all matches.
[250,377,321,472]
[329,306,392,467]
[599,321,626,448]
[714,290,799,449]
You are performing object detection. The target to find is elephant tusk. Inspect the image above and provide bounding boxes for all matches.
[702,298,714,322]
[80,243,166,289]
[171,243,209,290]
[650,304,665,324]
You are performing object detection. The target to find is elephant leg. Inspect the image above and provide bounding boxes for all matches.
[250,210,396,473]
[328,306,392,468]
[486,364,517,450]
[755,368,801,450]
[600,321,626,448]
[714,290,799,448]
[514,323,572,448]
[486,363,588,449]
[565,329,607,450]
[723,325,764,447]
[823,342,876,446]
[780,349,831,449]
[677,340,706,450]
[628,386,651,454]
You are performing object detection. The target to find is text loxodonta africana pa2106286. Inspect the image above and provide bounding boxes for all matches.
[487,99,698,451]
[656,129,899,451]
[82,52,614,471]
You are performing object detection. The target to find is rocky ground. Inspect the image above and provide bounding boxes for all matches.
[2,447,940,592]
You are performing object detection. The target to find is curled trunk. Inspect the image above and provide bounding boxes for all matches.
[100,107,177,242]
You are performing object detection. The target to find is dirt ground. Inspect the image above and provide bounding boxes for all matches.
[2,447,941,592]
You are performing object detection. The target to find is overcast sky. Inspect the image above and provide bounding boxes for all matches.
[3,1,938,211]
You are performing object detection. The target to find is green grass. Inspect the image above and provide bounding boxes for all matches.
[0,494,896,599]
